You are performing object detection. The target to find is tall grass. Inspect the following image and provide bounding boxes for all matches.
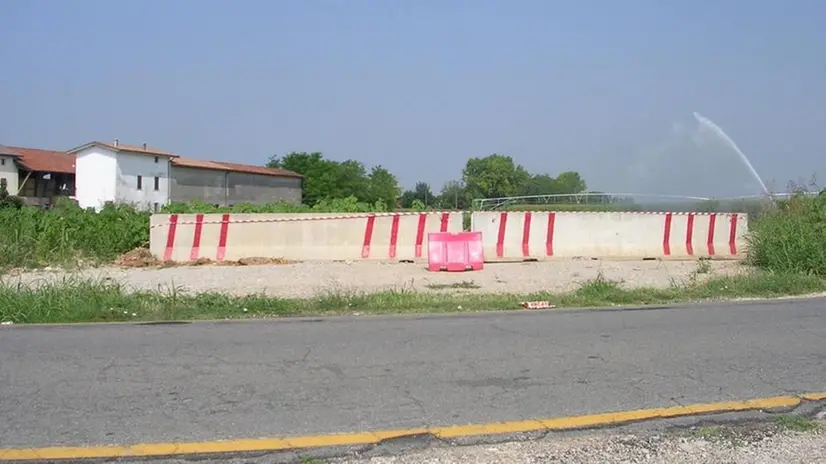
[746,192,826,276]
[0,201,149,269]
[1,272,824,324]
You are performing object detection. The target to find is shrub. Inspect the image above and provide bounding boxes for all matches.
[0,184,23,210]
[161,195,383,214]
[746,193,826,276]
[0,201,150,269]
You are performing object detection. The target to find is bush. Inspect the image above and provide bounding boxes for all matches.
[0,184,23,210]
[746,193,826,276]
[0,201,149,269]
[162,195,385,214]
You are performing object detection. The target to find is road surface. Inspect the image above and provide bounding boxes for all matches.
[1,298,824,450]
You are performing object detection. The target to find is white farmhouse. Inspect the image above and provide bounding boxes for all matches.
[68,140,303,211]
[0,144,19,195]
[68,140,178,211]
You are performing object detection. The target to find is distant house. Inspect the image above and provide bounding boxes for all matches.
[68,140,302,211]
[0,144,76,207]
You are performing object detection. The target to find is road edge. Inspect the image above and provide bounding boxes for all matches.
[1,393,824,462]
[4,293,825,329]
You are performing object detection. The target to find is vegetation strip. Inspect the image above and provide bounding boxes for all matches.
[1,393,821,461]
[1,272,824,325]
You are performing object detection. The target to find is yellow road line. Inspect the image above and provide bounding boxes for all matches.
[0,393,821,462]
[802,392,826,401]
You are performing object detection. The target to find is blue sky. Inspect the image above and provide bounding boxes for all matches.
[2,0,824,197]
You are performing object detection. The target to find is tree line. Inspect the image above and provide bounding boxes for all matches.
[266,152,590,210]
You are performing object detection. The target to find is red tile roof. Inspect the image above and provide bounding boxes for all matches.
[172,158,302,178]
[63,141,301,178]
[170,158,230,171]
[68,141,180,158]
[4,146,76,174]
[0,144,19,157]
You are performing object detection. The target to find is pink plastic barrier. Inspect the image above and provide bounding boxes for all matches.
[427,232,484,272]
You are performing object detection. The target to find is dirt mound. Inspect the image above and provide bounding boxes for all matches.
[115,249,292,268]
[224,257,293,266]
[116,248,159,268]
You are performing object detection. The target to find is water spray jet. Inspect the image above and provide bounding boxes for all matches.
[693,112,771,198]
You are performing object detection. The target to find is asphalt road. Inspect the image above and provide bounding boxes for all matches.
[1,299,825,449]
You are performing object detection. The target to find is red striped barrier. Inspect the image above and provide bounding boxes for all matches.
[150,212,463,262]
[471,211,748,260]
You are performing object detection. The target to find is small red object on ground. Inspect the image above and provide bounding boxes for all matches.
[427,232,484,272]
[520,301,555,310]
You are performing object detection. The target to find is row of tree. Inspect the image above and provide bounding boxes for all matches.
[266,152,589,210]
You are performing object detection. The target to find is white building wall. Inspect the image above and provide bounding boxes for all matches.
[73,147,117,210]
[0,155,19,195]
[115,152,171,211]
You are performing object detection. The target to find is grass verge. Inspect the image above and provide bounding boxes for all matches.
[773,415,821,433]
[1,272,824,325]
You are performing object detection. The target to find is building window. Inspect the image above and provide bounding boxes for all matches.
[137,175,143,190]
[154,156,159,164]
[154,177,160,191]
[153,202,159,212]
[0,178,6,191]
[1,158,5,166]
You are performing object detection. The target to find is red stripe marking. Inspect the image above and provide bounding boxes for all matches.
[685,213,695,256]
[389,214,400,258]
[707,213,717,255]
[440,213,449,232]
[729,214,738,255]
[189,214,204,261]
[546,212,556,256]
[521,212,532,257]
[163,214,178,261]
[414,214,427,258]
[216,214,230,261]
[496,212,508,258]
[361,215,376,258]
[662,213,673,256]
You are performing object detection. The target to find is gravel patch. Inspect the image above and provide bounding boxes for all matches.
[339,422,825,464]
[3,260,747,298]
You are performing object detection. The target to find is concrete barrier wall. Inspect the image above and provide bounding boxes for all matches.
[471,211,749,260]
[150,212,463,262]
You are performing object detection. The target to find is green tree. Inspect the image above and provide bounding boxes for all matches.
[554,171,587,194]
[266,152,371,205]
[366,165,401,210]
[518,174,558,196]
[267,152,324,176]
[267,152,331,205]
[400,181,436,208]
[331,160,370,200]
[462,154,530,200]
[437,180,470,209]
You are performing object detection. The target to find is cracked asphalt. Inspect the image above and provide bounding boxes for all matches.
[0,298,824,450]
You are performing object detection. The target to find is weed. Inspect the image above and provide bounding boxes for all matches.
[425,281,480,290]
[746,190,826,277]
[299,458,326,464]
[2,272,824,325]
[692,425,724,442]
[0,201,150,270]
[696,257,712,275]
[773,415,820,432]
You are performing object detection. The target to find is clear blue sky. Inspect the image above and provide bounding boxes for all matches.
[2,0,825,198]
